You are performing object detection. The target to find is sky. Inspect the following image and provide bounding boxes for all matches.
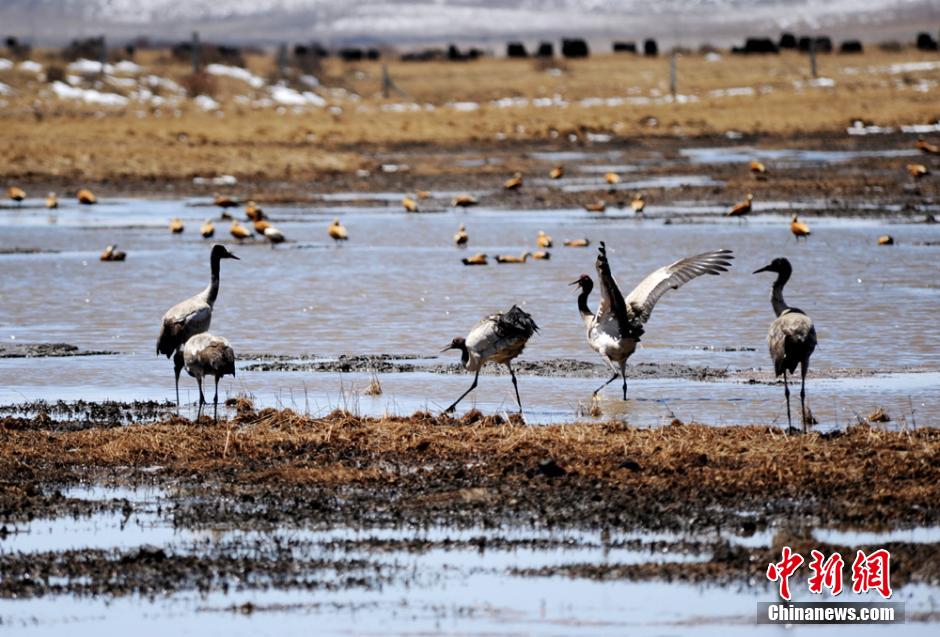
[1,0,937,48]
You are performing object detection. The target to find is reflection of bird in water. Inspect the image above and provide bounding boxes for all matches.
[442,305,538,413]
[754,258,817,432]
[571,242,733,399]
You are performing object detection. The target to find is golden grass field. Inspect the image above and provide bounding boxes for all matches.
[1,48,938,184]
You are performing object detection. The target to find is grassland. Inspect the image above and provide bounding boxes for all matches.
[1,48,938,188]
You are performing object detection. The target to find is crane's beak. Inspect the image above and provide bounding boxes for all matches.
[568,279,581,286]
[753,264,771,274]
[228,253,240,260]
[440,344,455,353]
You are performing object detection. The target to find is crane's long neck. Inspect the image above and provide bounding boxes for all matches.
[577,284,595,328]
[207,253,222,306]
[456,342,470,367]
[770,270,791,317]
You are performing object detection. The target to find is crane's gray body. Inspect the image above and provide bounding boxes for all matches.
[183,333,236,382]
[462,306,538,372]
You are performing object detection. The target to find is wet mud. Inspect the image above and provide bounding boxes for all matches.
[0,342,117,358]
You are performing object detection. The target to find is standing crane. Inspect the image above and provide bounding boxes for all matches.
[754,258,817,432]
[442,305,538,413]
[570,242,733,399]
[157,244,239,412]
[182,332,236,421]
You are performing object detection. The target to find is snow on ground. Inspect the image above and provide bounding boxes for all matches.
[269,84,326,107]
[205,64,264,88]
[17,60,43,74]
[50,81,129,106]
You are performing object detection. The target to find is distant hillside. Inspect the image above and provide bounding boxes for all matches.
[1,0,937,47]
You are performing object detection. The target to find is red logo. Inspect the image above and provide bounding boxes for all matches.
[766,547,892,600]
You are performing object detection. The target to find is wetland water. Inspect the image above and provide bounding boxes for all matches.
[0,192,938,426]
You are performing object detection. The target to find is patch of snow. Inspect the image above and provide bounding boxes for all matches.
[50,81,129,106]
[113,60,143,74]
[143,75,183,94]
[107,75,137,88]
[17,60,43,74]
[900,122,940,134]
[0,58,13,71]
[193,95,220,110]
[705,52,722,62]
[809,77,836,88]
[846,121,894,136]
[269,84,325,107]
[450,101,480,112]
[886,61,940,74]
[205,63,264,88]
[299,74,319,87]
[68,58,112,74]
[0,81,12,95]
[193,174,237,186]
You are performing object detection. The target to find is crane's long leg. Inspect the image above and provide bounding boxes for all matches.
[782,370,792,430]
[173,351,184,415]
[507,363,522,412]
[800,361,808,434]
[213,375,220,423]
[620,360,628,400]
[593,372,619,397]
[445,370,480,414]
[196,377,205,420]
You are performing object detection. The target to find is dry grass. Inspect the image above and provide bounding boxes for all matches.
[1,49,938,185]
[2,410,938,525]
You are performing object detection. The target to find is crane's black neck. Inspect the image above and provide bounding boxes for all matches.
[770,269,791,317]
[207,252,223,305]
[456,341,469,366]
[577,280,595,323]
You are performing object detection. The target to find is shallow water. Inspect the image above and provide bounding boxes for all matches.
[0,195,938,425]
[2,486,938,636]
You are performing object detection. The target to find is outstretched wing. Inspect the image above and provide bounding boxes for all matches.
[594,242,638,336]
[625,249,734,324]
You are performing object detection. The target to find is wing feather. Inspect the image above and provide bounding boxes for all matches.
[625,249,734,323]
[594,242,639,337]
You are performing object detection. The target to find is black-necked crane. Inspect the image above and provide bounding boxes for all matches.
[454,224,468,247]
[157,244,239,412]
[230,220,251,241]
[100,244,126,261]
[328,218,348,243]
[402,196,418,212]
[915,137,940,155]
[496,252,530,264]
[215,193,239,209]
[182,332,236,421]
[564,238,591,247]
[536,230,553,248]
[549,165,564,179]
[631,192,646,214]
[169,217,185,234]
[452,194,479,207]
[790,215,811,240]
[77,188,97,205]
[727,193,753,218]
[571,242,733,399]
[750,160,768,175]
[442,305,538,413]
[504,172,523,190]
[907,163,929,179]
[200,218,215,238]
[584,200,606,213]
[8,186,25,205]
[532,250,551,260]
[753,258,817,432]
[45,192,58,209]
[264,225,285,245]
[462,252,487,265]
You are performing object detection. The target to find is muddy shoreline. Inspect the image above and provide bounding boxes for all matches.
[3,133,938,213]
